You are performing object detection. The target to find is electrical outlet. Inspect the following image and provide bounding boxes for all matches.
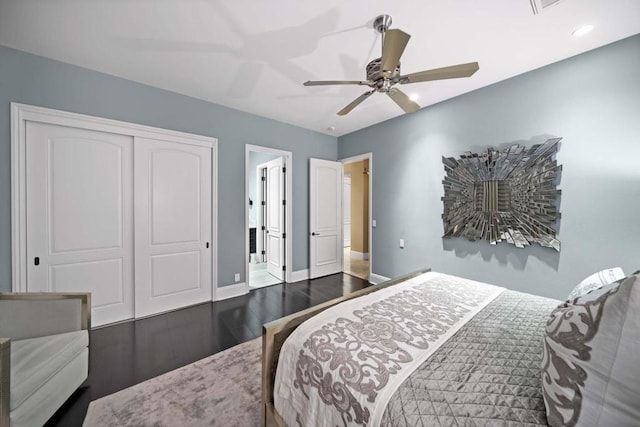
[372,219,377,227]
[399,239,405,248]
[234,273,240,282]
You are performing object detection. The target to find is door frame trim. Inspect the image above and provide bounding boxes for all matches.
[10,103,218,297]
[339,153,373,281]
[245,144,293,291]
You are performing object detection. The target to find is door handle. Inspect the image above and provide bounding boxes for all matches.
[311,232,320,236]
[34,257,40,266]
[206,242,210,249]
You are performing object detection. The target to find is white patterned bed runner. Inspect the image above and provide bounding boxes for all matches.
[274,272,504,427]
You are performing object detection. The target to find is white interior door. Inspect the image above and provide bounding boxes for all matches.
[265,157,284,281]
[26,122,134,326]
[309,158,343,279]
[134,137,212,318]
[343,174,351,247]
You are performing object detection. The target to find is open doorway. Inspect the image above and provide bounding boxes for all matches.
[245,145,293,290]
[341,154,372,281]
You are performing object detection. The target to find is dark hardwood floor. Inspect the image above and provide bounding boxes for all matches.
[45,273,370,426]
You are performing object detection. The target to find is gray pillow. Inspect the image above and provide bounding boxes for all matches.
[566,267,625,301]
[542,274,640,426]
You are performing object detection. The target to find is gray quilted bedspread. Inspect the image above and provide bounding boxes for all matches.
[381,290,559,426]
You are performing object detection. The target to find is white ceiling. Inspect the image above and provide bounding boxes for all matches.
[1,0,639,136]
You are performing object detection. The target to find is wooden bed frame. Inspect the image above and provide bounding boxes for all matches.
[261,268,431,426]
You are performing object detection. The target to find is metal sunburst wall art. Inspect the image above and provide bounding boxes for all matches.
[441,138,562,251]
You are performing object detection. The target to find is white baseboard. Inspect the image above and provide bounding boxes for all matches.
[215,282,247,300]
[350,251,369,260]
[369,273,391,285]
[290,269,309,283]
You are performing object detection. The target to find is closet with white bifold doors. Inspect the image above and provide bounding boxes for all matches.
[13,104,217,327]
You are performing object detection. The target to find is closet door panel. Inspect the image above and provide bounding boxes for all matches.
[150,150,201,245]
[26,122,134,326]
[134,137,212,318]
[50,259,124,306]
[150,252,201,296]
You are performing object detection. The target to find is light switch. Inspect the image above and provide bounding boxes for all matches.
[399,239,405,248]
[372,219,377,227]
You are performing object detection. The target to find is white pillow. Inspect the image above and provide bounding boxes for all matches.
[567,267,626,301]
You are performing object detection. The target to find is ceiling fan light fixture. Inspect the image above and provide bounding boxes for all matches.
[572,24,593,37]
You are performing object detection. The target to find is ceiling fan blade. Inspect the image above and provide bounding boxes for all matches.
[387,88,420,113]
[381,29,411,75]
[337,90,375,116]
[304,80,370,86]
[400,62,480,84]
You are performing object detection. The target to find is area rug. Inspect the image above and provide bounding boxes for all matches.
[83,337,262,426]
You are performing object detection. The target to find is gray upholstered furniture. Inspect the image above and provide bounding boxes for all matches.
[0,293,90,427]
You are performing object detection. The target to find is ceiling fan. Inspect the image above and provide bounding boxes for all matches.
[304,15,480,116]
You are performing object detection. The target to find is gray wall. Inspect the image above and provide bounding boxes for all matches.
[0,45,337,291]
[339,35,640,300]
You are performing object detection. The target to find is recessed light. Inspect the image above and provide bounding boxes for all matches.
[409,93,419,101]
[572,24,593,37]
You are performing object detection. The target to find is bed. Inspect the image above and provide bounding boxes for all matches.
[262,269,640,426]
